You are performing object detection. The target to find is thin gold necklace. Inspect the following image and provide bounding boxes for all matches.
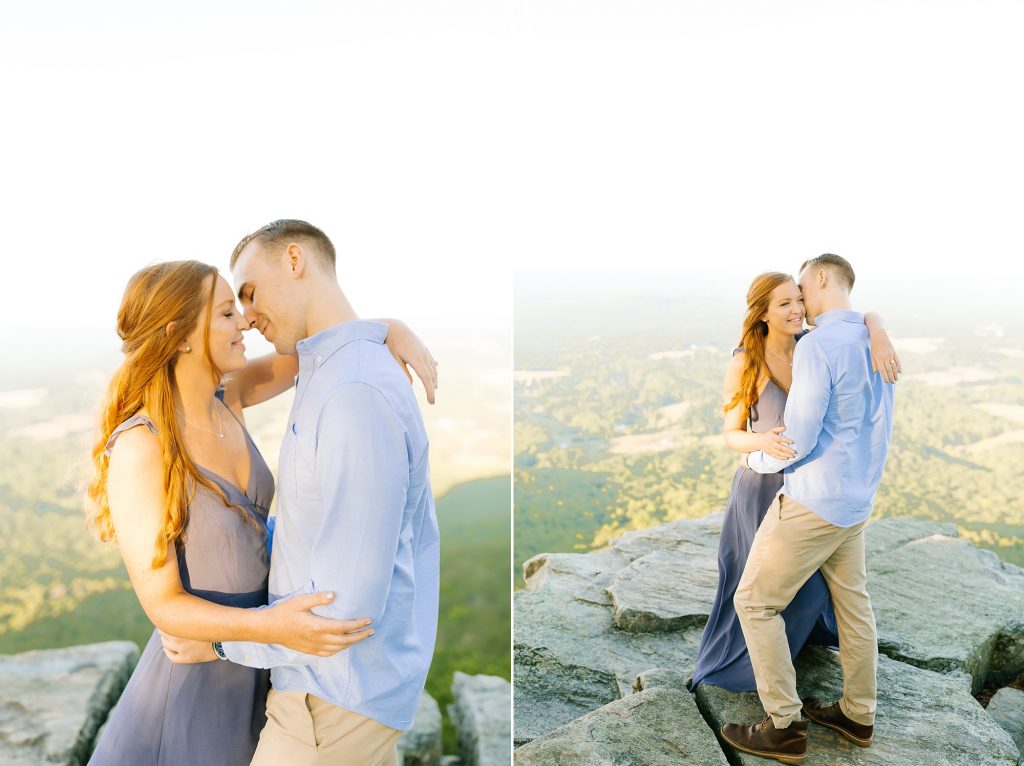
[769,353,794,368]
[766,345,795,368]
[177,405,225,438]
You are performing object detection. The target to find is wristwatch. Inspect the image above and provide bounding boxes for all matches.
[212,641,228,660]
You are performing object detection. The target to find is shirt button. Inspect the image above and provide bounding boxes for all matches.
[315,355,323,365]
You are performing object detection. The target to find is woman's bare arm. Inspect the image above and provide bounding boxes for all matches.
[375,318,438,404]
[722,354,760,452]
[721,352,795,459]
[221,318,438,410]
[864,312,902,383]
[222,353,299,411]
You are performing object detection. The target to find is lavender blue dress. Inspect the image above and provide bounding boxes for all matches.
[690,360,838,692]
[89,401,273,766]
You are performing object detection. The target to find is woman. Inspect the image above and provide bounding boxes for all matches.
[689,271,899,692]
[86,260,436,765]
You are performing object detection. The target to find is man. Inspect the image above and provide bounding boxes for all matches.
[198,219,439,765]
[720,254,896,764]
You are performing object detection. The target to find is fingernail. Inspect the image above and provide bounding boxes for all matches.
[368,629,375,636]
[325,592,335,601]
[364,619,372,626]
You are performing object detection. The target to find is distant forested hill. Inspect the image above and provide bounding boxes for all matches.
[429,475,511,749]
[514,290,1024,580]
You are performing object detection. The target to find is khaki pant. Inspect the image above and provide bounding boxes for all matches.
[734,494,877,729]
[251,689,402,766]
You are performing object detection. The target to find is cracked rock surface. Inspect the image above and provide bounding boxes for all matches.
[515,514,1024,764]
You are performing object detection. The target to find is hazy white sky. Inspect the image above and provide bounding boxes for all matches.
[509,1,1023,299]
[2,1,1021,359]
[1,2,518,357]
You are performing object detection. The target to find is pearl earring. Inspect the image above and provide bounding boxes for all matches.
[185,345,192,353]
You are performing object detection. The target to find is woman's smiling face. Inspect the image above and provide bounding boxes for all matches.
[763,279,806,336]
[182,275,251,374]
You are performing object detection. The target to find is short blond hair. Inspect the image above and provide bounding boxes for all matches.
[800,253,855,290]
[230,219,336,272]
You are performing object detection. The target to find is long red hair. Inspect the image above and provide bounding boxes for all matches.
[724,272,795,415]
[86,261,250,568]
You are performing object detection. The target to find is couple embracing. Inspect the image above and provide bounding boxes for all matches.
[86,220,440,765]
[689,254,898,763]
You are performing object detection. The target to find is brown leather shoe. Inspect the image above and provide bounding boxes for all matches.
[720,717,808,764]
[801,698,873,747]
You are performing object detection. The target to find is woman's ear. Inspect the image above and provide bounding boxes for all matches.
[165,321,191,353]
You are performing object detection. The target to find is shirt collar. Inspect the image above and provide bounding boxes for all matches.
[812,309,863,327]
[295,319,388,362]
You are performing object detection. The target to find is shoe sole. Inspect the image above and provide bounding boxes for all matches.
[802,708,872,748]
[719,728,806,764]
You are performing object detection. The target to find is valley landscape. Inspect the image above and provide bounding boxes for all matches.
[515,280,1024,579]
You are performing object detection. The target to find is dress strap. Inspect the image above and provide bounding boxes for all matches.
[103,414,158,457]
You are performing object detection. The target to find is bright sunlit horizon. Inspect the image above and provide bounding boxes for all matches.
[3,2,1022,355]
[2,2,517,363]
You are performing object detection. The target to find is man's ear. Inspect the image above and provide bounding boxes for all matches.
[285,242,306,278]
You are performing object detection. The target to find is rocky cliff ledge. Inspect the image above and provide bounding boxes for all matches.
[0,642,510,766]
[514,514,1024,765]
[0,641,139,766]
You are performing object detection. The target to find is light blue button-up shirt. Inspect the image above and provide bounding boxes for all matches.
[222,320,439,732]
[747,310,895,527]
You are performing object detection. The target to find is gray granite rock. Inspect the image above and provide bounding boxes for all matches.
[986,687,1024,758]
[0,641,140,766]
[515,517,715,744]
[449,672,510,766]
[516,514,1024,762]
[513,645,618,748]
[605,515,724,634]
[514,686,729,766]
[608,513,723,560]
[528,517,1024,692]
[398,690,443,766]
[695,646,1021,765]
[863,517,958,557]
[513,588,701,744]
[607,547,719,632]
[867,526,1024,692]
[632,666,692,693]
[523,548,630,606]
